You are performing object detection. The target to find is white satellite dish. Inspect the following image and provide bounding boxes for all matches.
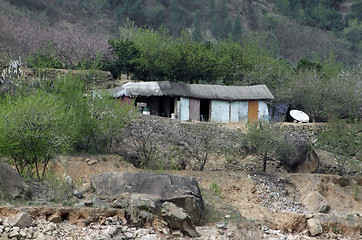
[290,110,309,123]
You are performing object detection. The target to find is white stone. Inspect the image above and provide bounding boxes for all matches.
[8,229,20,238]
[135,228,150,236]
[139,234,160,240]
[124,232,134,238]
[307,218,322,237]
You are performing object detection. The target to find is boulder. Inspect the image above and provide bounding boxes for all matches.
[280,134,319,173]
[0,163,31,200]
[307,218,323,236]
[8,212,33,228]
[161,202,199,237]
[90,172,204,224]
[302,191,330,213]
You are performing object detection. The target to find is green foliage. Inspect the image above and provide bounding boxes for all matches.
[245,121,289,172]
[295,58,322,72]
[0,74,135,179]
[346,1,362,23]
[232,15,242,41]
[107,38,139,79]
[0,90,73,179]
[173,40,218,84]
[210,182,221,196]
[27,53,63,69]
[317,118,361,175]
[192,11,202,42]
[275,0,344,32]
[281,65,361,121]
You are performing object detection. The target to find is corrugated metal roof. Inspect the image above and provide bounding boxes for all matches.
[111,81,274,100]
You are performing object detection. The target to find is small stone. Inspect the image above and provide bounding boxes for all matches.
[216,222,226,229]
[171,230,184,237]
[104,226,117,237]
[139,234,159,240]
[44,222,57,232]
[124,232,134,239]
[73,190,84,199]
[135,228,150,236]
[48,214,62,223]
[8,229,20,238]
[19,229,26,237]
[161,227,170,235]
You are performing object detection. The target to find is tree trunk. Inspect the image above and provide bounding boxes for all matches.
[263,151,268,172]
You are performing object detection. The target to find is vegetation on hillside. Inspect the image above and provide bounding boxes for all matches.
[0,62,135,179]
[0,0,361,178]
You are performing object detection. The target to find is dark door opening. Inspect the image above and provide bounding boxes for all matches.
[159,97,175,118]
[200,99,210,121]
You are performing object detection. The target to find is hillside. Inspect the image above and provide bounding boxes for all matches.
[0,0,361,65]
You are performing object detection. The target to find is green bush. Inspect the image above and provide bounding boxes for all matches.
[27,53,63,69]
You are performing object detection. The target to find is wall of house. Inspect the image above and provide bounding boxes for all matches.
[180,97,190,121]
[178,98,270,123]
[230,101,248,123]
[258,101,269,121]
[210,100,230,123]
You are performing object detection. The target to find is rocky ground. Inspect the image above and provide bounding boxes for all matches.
[1,152,361,240]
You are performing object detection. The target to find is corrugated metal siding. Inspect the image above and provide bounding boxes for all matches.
[258,101,269,121]
[239,102,249,123]
[211,100,230,123]
[230,102,239,123]
[180,97,190,121]
[230,101,249,123]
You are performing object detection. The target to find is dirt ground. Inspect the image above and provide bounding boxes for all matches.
[46,153,362,237]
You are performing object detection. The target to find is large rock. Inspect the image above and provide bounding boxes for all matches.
[0,163,31,200]
[280,134,319,173]
[8,212,33,228]
[161,201,200,237]
[307,218,323,236]
[90,172,204,224]
[302,191,330,213]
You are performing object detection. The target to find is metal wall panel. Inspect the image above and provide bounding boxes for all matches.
[211,100,230,123]
[239,101,248,123]
[230,102,239,123]
[230,101,249,123]
[180,97,190,121]
[258,101,269,121]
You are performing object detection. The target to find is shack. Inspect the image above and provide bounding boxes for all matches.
[110,81,274,123]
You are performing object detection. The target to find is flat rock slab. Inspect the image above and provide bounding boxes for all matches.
[90,172,204,224]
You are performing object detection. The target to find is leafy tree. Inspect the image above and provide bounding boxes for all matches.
[107,38,140,79]
[346,1,362,23]
[317,118,361,176]
[295,58,322,72]
[224,17,233,39]
[170,0,185,37]
[245,121,290,172]
[192,11,202,42]
[232,14,242,41]
[173,40,218,83]
[213,39,247,85]
[0,91,73,179]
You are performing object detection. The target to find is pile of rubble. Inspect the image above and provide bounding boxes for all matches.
[249,173,307,214]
